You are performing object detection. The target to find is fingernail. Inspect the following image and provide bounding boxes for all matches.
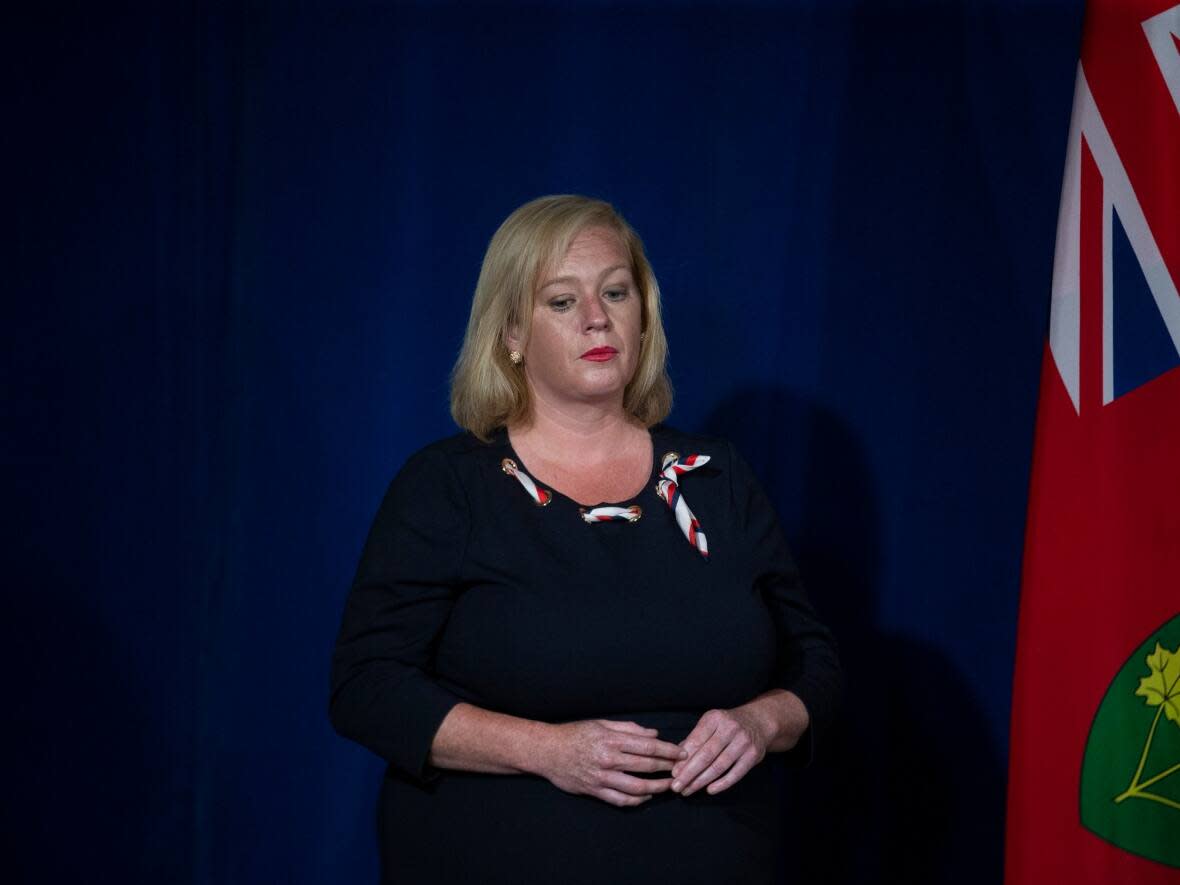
[671,780,682,792]
[679,749,689,759]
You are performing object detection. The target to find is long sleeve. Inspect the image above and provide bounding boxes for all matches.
[329,447,469,786]
[727,442,843,756]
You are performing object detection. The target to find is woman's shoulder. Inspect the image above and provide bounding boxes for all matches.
[650,424,769,496]
[376,430,509,517]
[410,428,505,457]
[395,428,510,480]
[650,423,736,463]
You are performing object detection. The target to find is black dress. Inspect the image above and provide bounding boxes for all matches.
[330,425,841,884]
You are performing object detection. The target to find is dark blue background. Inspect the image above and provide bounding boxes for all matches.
[9,1,1083,882]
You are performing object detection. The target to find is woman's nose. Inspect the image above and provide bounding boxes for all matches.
[582,295,610,330]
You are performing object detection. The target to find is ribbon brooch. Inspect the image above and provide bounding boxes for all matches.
[501,451,711,559]
[654,452,710,558]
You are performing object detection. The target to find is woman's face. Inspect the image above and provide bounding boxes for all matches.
[511,226,643,413]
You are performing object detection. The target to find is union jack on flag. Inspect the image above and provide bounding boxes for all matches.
[1048,3,1180,410]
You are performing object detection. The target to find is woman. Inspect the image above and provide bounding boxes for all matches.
[330,195,841,883]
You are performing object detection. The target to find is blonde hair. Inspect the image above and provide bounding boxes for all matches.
[450,195,673,440]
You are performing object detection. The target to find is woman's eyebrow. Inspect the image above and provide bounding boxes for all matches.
[538,265,630,290]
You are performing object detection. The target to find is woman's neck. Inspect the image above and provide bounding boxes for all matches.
[508,396,643,467]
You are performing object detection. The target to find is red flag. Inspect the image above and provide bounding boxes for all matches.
[1006,2,1180,882]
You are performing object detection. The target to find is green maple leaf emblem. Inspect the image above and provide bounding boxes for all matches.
[1080,614,1180,868]
[1136,643,1180,727]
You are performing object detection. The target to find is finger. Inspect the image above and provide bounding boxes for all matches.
[672,717,727,779]
[617,736,687,760]
[676,716,721,768]
[598,720,659,735]
[601,770,674,796]
[671,736,725,793]
[704,756,756,796]
[615,753,677,773]
[678,718,718,756]
[596,787,653,808]
[683,743,747,796]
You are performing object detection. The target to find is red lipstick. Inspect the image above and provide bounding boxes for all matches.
[581,346,618,361]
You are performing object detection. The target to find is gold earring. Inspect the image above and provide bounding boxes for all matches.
[509,350,523,365]
[640,331,646,342]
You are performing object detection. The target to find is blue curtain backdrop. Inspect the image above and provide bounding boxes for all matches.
[9,1,1083,882]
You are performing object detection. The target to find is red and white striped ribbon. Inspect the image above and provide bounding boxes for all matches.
[503,453,709,555]
[501,458,552,506]
[655,452,710,558]
[580,505,642,523]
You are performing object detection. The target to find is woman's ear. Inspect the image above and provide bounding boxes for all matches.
[505,320,523,354]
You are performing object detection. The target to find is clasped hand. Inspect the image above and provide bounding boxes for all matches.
[540,706,775,808]
[669,706,772,797]
[541,719,684,807]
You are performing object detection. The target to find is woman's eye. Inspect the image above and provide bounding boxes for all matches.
[604,288,629,301]
[549,297,574,311]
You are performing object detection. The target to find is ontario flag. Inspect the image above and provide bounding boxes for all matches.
[1005,1,1180,881]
